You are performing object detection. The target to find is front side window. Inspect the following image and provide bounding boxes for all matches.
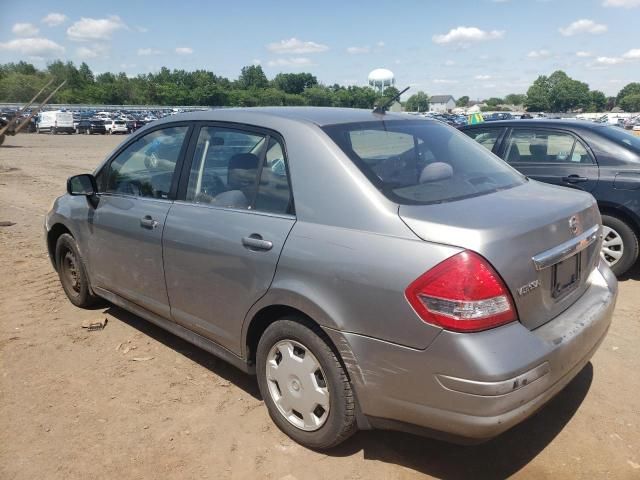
[185,127,293,214]
[323,120,524,205]
[504,129,587,164]
[102,126,187,198]
[463,128,502,152]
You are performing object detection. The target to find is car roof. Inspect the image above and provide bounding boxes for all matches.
[462,119,610,132]
[153,107,415,128]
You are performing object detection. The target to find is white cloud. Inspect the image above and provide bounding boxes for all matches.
[76,45,109,59]
[595,56,625,65]
[474,74,492,80]
[444,60,455,66]
[135,26,148,33]
[346,46,370,54]
[266,57,313,67]
[12,23,39,36]
[266,38,328,54]
[175,47,193,55]
[137,48,162,56]
[603,0,640,7]
[0,37,64,57]
[42,13,67,27]
[527,49,551,58]
[67,16,126,41]
[252,59,261,65]
[432,26,504,47]
[433,79,459,84]
[376,41,385,47]
[576,51,593,57]
[559,19,607,36]
[622,48,640,59]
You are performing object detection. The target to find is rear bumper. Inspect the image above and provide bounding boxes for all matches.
[325,261,617,441]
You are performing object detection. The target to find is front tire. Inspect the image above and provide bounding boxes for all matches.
[256,319,357,450]
[55,233,97,308]
[601,214,639,276]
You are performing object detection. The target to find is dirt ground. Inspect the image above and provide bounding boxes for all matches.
[0,132,639,480]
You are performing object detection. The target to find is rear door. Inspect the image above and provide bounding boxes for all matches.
[162,124,295,354]
[498,127,599,192]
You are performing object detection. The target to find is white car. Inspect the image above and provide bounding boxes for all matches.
[104,120,129,135]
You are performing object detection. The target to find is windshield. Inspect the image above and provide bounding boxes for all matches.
[322,119,525,205]
[598,125,640,154]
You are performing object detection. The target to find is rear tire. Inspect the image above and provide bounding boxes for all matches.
[256,319,357,450]
[601,214,639,276]
[55,233,98,308]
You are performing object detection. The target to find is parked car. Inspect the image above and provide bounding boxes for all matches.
[127,119,147,133]
[104,119,129,135]
[76,119,107,135]
[37,110,74,134]
[47,108,617,449]
[484,112,514,122]
[462,120,640,275]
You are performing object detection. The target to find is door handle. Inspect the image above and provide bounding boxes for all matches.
[242,234,273,251]
[140,215,159,229]
[562,175,589,184]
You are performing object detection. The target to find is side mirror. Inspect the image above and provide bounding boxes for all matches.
[67,174,97,196]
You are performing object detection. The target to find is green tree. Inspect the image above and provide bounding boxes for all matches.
[504,93,526,106]
[272,73,317,94]
[237,65,268,89]
[588,90,606,112]
[485,97,504,107]
[455,95,469,107]
[616,83,640,103]
[405,91,429,112]
[525,75,551,111]
[620,94,640,112]
[302,86,335,106]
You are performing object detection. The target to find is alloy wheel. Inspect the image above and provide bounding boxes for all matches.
[601,225,624,267]
[265,339,330,431]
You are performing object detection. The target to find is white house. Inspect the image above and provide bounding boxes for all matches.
[429,95,456,113]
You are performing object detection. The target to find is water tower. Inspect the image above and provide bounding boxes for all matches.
[368,68,395,94]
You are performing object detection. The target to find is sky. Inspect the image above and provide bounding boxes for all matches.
[1,0,639,100]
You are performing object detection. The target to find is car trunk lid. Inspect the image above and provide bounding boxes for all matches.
[398,180,602,330]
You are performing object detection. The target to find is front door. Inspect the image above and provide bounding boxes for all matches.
[163,125,296,354]
[89,125,190,317]
[500,128,599,192]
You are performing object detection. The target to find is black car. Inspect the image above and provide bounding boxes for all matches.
[462,120,640,275]
[76,119,107,135]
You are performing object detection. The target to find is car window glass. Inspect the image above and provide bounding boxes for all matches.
[571,141,592,163]
[323,120,523,205]
[186,127,264,209]
[505,129,576,164]
[463,128,501,151]
[254,138,293,214]
[104,126,187,198]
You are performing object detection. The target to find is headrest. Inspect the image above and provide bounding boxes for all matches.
[229,153,259,170]
[419,162,453,183]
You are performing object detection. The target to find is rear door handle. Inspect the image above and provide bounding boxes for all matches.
[242,234,273,251]
[140,215,159,229]
[562,175,589,184]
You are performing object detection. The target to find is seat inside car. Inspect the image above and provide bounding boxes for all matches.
[208,153,258,209]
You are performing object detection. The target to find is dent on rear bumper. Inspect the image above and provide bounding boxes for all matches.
[324,262,617,440]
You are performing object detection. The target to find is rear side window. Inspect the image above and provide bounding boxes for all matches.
[185,127,293,214]
[504,129,592,164]
[322,120,524,205]
[463,128,502,151]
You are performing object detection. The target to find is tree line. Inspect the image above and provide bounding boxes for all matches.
[0,60,638,113]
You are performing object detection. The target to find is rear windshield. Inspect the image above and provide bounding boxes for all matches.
[322,120,525,205]
[598,125,640,154]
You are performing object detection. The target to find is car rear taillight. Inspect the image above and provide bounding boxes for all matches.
[405,250,517,333]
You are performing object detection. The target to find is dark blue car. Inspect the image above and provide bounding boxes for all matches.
[462,120,640,276]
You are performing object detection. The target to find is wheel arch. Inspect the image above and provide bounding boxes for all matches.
[597,202,640,237]
[47,223,73,270]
